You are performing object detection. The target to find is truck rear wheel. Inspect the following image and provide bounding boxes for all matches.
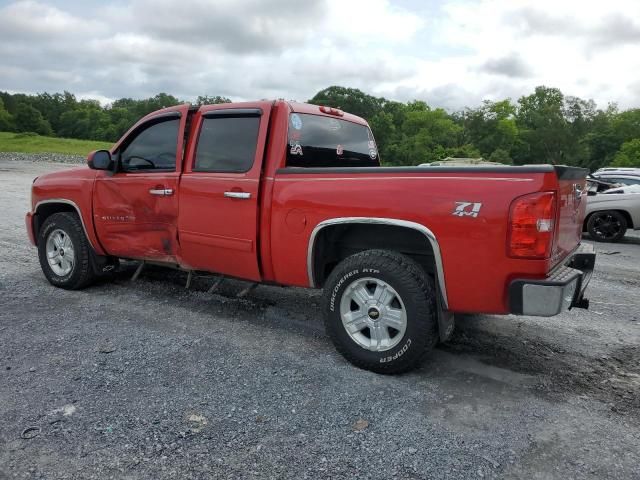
[322,250,438,374]
[37,212,97,289]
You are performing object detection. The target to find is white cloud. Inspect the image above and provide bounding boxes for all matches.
[0,0,638,110]
[0,0,101,38]
[396,0,640,109]
[324,0,424,44]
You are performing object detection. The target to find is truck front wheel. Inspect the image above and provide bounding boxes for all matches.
[322,250,438,374]
[37,212,97,290]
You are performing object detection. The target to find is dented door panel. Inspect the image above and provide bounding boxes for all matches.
[92,104,190,262]
[93,173,179,262]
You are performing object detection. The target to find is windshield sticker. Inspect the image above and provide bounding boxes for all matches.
[290,141,303,156]
[329,119,341,131]
[368,140,376,149]
[336,144,344,156]
[369,148,378,159]
[290,114,303,130]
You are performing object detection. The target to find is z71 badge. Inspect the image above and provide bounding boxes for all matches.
[452,202,482,218]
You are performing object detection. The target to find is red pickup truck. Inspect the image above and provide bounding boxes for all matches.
[26,100,595,373]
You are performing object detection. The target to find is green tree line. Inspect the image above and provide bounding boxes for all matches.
[310,86,640,169]
[0,92,230,145]
[1,86,639,168]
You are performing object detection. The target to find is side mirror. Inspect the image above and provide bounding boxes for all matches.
[87,150,113,170]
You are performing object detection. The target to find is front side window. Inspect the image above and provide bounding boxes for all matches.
[120,118,179,172]
[286,113,379,168]
[194,116,260,173]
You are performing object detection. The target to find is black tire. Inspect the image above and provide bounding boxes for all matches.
[322,249,438,374]
[37,212,97,289]
[587,210,627,243]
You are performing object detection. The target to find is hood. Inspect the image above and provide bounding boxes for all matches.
[587,186,640,207]
[35,165,96,184]
[600,184,640,195]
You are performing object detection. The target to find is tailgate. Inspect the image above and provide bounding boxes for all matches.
[552,166,589,265]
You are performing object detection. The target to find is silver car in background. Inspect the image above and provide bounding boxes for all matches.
[585,182,640,242]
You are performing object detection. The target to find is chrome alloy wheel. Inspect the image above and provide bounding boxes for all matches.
[339,277,407,352]
[45,228,75,276]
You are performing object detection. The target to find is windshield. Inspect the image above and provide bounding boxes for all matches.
[286,113,379,168]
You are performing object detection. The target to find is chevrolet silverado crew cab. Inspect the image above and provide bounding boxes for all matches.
[26,100,596,373]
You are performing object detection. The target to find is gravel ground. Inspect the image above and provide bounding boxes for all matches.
[1,154,639,479]
[0,152,86,164]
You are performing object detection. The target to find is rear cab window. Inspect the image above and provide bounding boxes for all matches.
[286,113,379,168]
[193,116,260,173]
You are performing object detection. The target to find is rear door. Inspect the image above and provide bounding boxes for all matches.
[177,103,271,281]
[93,106,190,262]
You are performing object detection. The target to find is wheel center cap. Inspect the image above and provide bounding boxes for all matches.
[60,248,65,256]
[367,307,381,321]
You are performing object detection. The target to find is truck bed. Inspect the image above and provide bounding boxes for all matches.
[267,164,588,314]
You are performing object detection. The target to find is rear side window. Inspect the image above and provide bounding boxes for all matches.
[194,116,260,172]
[286,113,379,168]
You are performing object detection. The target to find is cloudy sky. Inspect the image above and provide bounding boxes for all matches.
[1,0,639,110]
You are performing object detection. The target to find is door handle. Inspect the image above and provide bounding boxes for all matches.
[149,188,174,196]
[224,191,251,199]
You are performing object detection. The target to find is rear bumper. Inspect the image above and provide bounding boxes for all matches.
[509,243,596,317]
[25,212,36,246]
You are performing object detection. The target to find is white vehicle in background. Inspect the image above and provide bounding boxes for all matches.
[585,182,640,242]
[592,167,640,186]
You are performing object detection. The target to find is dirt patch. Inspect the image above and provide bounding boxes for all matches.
[444,325,640,415]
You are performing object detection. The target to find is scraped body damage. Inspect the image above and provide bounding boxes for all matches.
[92,172,179,263]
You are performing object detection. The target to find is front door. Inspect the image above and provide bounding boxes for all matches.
[177,104,270,281]
[93,107,189,262]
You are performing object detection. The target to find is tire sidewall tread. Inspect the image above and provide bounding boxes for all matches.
[37,212,95,290]
[322,249,438,374]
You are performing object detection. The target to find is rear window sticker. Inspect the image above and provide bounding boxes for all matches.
[290,114,303,130]
[290,141,303,156]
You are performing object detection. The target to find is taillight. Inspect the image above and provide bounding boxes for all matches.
[508,191,556,259]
